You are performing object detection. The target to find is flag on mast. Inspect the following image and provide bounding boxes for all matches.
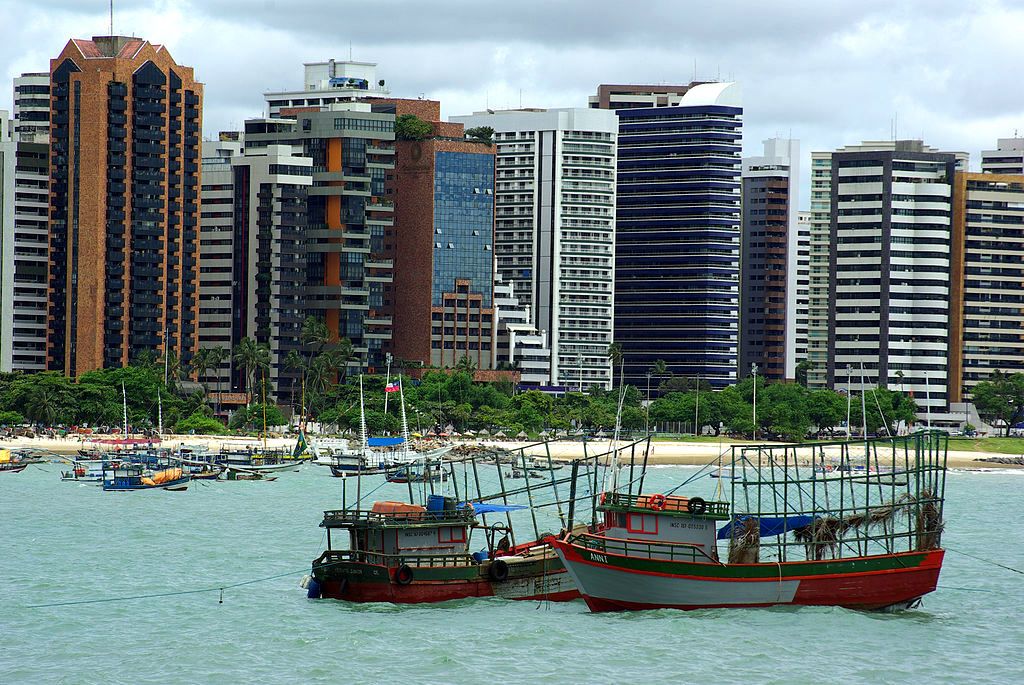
[384,381,400,393]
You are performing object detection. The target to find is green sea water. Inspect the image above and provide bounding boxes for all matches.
[2,464,1022,684]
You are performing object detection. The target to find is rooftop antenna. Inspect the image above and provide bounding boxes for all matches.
[109,0,114,35]
[693,58,697,82]
[348,40,352,60]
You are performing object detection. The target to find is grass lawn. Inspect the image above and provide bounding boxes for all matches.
[948,436,1024,454]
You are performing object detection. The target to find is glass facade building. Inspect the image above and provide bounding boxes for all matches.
[432,151,494,307]
[612,84,742,389]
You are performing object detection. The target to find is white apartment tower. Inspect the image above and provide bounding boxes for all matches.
[981,138,1024,174]
[825,141,967,418]
[264,60,390,118]
[1,73,53,371]
[452,107,618,389]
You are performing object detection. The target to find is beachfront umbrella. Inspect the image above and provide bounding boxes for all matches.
[411,432,423,438]
[478,428,490,436]
[516,431,529,439]
[464,430,476,436]
[494,431,507,438]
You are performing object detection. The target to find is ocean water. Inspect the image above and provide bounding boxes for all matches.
[2,463,1022,684]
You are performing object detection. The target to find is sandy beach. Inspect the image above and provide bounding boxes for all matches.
[2,433,1016,470]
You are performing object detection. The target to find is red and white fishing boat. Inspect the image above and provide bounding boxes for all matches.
[550,431,948,613]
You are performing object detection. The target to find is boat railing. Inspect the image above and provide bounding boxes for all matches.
[571,531,718,564]
[314,548,478,569]
[600,492,731,518]
[321,507,476,527]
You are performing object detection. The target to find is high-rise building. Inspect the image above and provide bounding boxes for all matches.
[264,60,389,118]
[740,138,803,382]
[245,103,396,373]
[807,142,926,389]
[197,133,243,400]
[980,138,1024,174]
[198,127,314,401]
[0,111,14,371]
[7,74,52,371]
[949,171,1024,402]
[451,107,618,390]
[381,100,497,370]
[13,73,50,141]
[47,36,203,376]
[592,82,742,389]
[825,141,965,417]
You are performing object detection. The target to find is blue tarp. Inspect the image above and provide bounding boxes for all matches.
[367,437,405,447]
[468,503,528,515]
[717,515,816,540]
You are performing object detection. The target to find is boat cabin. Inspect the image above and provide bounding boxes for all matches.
[598,492,731,562]
[320,495,478,568]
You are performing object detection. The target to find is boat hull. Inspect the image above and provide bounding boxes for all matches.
[549,536,943,612]
[102,477,191,492]
[312,554,578,604]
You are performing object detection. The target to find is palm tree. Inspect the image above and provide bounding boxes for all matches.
[651,359,669,378]
[204,346,228,418]
[190,348,214,392]
[25,387,58,426]
[456,353,478,376]
[233,337,270,405]
[284,349,306,417]
[607,343,623,389]
[334,338,355,383]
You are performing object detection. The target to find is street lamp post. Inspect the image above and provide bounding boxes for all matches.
[924,371,931,430]
[383,352,393,414]
[577,354,583,393]
[846,364,853,439]
[694,374,700,437]
[645,372,652,433]
[751,363,758,441]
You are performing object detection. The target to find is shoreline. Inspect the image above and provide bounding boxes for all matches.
[2,434,1019,470]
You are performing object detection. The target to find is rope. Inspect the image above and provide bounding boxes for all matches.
[26,566,310,609]
[946,547,1024,576]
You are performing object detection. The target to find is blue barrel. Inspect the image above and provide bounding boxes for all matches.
[306,578,321,599]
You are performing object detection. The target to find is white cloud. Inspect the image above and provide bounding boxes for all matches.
[3,0,1023,195]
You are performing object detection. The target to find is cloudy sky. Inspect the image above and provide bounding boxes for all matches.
[3,0,1023,201]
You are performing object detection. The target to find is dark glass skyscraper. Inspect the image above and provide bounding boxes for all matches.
[595,82,742,389]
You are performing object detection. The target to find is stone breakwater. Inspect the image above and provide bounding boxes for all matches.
[974,455,1024,465]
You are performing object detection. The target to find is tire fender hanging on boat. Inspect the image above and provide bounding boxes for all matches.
[688,497,707,515]
[489,559,510,582]
[395,564,414,585]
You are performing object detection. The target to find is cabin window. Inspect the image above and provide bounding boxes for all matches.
[626,513,658,535]
[438,526,466,544]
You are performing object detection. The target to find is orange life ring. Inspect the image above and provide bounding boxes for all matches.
[649,493,667,511]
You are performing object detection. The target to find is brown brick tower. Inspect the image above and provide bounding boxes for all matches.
[48,36,202,375]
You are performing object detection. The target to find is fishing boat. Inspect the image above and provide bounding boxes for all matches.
[315,376,453,477]
[60,460,107,483]
[219,465,277,481]
[0,449,28,474]
[102,461,190,491]
[213,447,304,473]
[307,495,577,603]
[549,431,948,612]
[385,462,445,484]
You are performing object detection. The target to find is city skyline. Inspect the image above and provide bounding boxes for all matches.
[4,0,1024,197]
